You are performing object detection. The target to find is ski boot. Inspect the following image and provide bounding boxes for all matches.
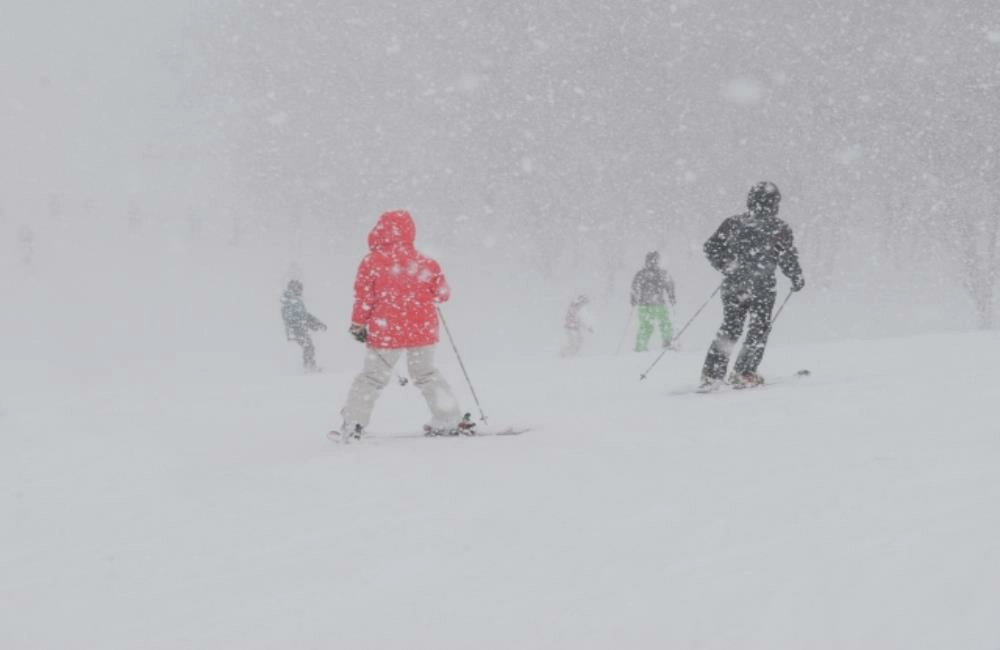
[697,376,723,393]
[729,371,765,389]
[328,423,364,443]
[424,413,476,437]
[455,413,476,436]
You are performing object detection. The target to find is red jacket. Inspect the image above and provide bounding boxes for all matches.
[351,210,450,349]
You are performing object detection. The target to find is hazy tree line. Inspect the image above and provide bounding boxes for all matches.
[12,1,994,327]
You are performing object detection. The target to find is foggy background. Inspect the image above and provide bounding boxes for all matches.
[1,0,997,387]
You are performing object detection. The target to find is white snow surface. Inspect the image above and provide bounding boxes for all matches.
[4,331,1000,649]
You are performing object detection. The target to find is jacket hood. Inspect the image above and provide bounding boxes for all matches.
[283,279,303,300]
[645,251,660,268]
[368,210,416,253]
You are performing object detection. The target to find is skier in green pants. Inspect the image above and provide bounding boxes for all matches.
[631,251,677,351]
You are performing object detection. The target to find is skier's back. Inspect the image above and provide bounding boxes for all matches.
[630,251,676,351]
[700,182,804,388]
[335,210,469,441]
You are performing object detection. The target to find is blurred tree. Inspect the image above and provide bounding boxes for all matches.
[190,0,998,326]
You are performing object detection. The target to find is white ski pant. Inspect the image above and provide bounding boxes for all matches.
[342,345,462,430]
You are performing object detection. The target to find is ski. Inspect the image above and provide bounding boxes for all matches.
[327,427,531,443]
[387,427,531,440]
[327,426,363,444]
[669,369,811,396]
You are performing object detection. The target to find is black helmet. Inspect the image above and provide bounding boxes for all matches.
[747,181,781,216]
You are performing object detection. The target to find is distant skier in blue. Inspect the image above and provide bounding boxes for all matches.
[281,279,327,372]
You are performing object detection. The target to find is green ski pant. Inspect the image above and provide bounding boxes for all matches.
[635,305,673,352]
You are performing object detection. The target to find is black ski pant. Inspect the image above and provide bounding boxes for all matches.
[290,331,316,369]
[701,283,776,381]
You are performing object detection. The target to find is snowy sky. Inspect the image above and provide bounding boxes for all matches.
[2,0,997,333]
[0,1,200,202]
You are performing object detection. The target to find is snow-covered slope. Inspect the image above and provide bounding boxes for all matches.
[3,332,999,649]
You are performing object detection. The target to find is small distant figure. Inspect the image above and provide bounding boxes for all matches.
[281,279,327,372]
[47,193,63,223]
[560,294,593,357]
[630,251,676,352]
[126,197,142,232]
[18,227,34,269]
[186,205,203,239]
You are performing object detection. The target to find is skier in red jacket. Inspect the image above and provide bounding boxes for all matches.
[333,210,469,442]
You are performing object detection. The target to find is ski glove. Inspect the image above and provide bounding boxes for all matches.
[349,324,368,344]
[791,276,805,292]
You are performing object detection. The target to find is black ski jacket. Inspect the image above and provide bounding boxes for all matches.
[631,256,676,306]
[704,212,803,290]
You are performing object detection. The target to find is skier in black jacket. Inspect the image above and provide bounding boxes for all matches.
[700,182,804,389]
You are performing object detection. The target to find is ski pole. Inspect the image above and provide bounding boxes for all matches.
[639,283,722,380]
[370,347,409,386]
[436,307,488,424]
[769,289,794,328]
[615,306,635,354]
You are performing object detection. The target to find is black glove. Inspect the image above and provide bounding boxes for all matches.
[349,324,367,343]
[791,276,805,292]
